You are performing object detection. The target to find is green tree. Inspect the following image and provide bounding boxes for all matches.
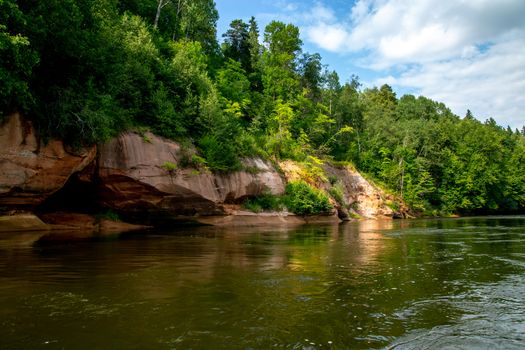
[215,58,251,124]
[247,16,262,88]
[149,0,219,55]
[0,0,38,115]
[222,19,250,71]
[261,21,302,101]
[299,52,323,101]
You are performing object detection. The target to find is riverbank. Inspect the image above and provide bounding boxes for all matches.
[1,113,408,237]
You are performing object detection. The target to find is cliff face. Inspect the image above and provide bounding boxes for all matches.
[0,113,96,209]
[0,113,400,230]
[278,160,394,220]
[322,164,394,219]
[97,132,285,219]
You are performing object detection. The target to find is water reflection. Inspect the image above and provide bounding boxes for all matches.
[0,217,524,349]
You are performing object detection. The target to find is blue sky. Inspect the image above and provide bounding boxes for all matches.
[215,0,525,129]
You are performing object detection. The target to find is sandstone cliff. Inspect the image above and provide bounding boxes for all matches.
[278,160,395,220]
[0,113,96,209]
[97,132,285,219]
[0,113,402,232]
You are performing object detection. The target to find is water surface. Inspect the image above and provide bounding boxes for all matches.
[1,216,525,349]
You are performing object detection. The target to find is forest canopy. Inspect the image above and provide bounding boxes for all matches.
[1,0,524,215]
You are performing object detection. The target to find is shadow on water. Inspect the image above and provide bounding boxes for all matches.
[0,216,524,349]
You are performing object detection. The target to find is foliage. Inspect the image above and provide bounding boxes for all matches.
[243,193,284,213]
[150,0,219,56]
[198,135,240,172]
[284,181,333,215]
[96,209,120,222]
[0,0,39,114]
[161,161,177,172]
[328,183,346,207]
[244,182,333,215]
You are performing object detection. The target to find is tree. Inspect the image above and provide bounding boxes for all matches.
[465,109,474,120]
[222,19,250,71]
[263,21,301,69]
[261,21,302,101]
[328,79,362,160]
[180,0,218,55]
[0,0,39,114]
[215,58,251,123]
[154,0,171,29]
[322,69,341,117]
[248,17,261,69]
[299,52,323,101]
[151,0,218,55]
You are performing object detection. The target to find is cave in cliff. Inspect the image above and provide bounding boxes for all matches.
[36,171,100,215]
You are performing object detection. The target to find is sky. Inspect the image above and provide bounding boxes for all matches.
[215,0,525,129]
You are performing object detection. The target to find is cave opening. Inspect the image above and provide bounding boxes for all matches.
[36,172,101,215]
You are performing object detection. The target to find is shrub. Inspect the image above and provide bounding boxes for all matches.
[299,156,328,184]
[284,181,333,215]
[328,183,345,206]
[243,193,284,213]
[161,161,177,172]
[198,134,241,172]
[191,154,208,168]
[96,209,120,222]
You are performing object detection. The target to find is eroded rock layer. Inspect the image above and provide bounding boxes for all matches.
[97,132,286,218]
[0,113,96,209]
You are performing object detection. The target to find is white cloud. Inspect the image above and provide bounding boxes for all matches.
[299,0,525,128]
[306,23,348,51]
[392,33,525,128]
[304,3,336,22]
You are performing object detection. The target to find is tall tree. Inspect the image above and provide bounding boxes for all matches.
[150,0,218,55]
[263,21,301,69]
[299,52,323,101]
[246,16,262,91]
[222,19,250,71]
[180,0,218,55]
[261,21,302,101]
[154,0,171,29]
[0,0,38,114]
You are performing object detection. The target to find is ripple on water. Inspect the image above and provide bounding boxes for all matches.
[387,274,525,349]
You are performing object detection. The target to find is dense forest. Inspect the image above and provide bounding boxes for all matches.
[1,0,524,215]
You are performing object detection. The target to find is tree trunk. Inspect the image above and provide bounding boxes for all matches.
[154,0,163,28]
[154,0,172,29]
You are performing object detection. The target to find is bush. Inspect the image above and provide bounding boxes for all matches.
[161,161,177,172]
[243,193,284,213]
[284,181,333,215]
[96,209,120,222]
[328,183,345,206]
[198,134,241,172]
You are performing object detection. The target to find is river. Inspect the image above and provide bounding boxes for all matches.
[1,216,524,349]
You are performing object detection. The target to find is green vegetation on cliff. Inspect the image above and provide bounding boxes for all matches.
[1,0,524,215]
[242,182,333,216]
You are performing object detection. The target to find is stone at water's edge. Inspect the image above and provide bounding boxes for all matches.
[39,212,151,236]
[97,132,286,218]
[0,213,150,243]
[0,113,96,208]
[0,214,49,232]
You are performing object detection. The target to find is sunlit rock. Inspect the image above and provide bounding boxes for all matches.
[0,113,96,209]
